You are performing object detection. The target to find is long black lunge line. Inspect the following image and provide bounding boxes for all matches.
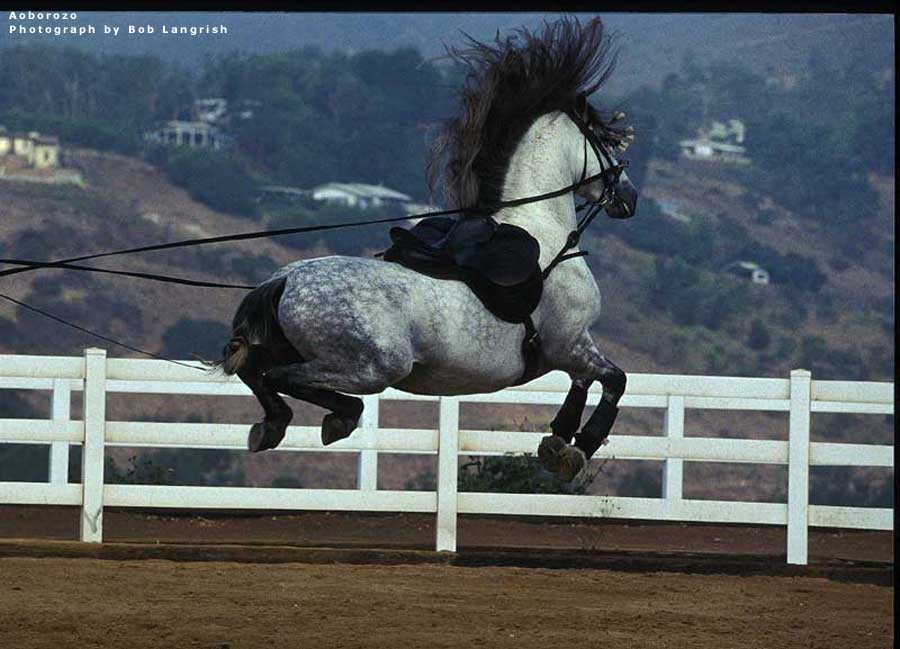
[0,259,255,289]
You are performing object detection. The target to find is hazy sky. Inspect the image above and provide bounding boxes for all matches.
[2,12,892,94]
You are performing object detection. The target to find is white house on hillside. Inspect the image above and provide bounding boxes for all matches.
[194,98,228,124]
[680,118,749,164]
[723,260,770,285]
[143,120,226,150]
[311,182,413,209]
[680,138,749,163]
[0,127,61,169]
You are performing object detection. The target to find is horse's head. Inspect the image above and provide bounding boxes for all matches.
[566,95,638,220]
[430,17,639,221]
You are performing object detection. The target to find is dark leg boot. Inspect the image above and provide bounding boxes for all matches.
[549,382,589,442]
[573,400,619,459]
[539,381,590,477]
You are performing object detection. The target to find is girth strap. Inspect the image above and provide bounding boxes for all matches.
[515,315,543,386]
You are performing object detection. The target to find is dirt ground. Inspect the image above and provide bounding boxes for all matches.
[0,556,893,649]
[0,507,893,648]
[0,506,893,565]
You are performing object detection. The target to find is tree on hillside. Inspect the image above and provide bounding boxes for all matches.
[200,47,455,199]
[746,319,771,351]
[0,46,193,152]
[160,148,259,219]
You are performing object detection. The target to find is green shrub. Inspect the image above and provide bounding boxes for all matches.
[650,258,750,331]
[105,454,173,485]
[0,110,138,154]
[402,454,594,494]
[105,449,244,487]
[403,470,437,491]
[0,389,47,481]
[272,475,306,488]
[458,454,589,495]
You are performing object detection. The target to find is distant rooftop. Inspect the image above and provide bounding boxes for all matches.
[679,138,747,154]
[258,185,309,196]
[314,182,412,202]
[727,261,765,272]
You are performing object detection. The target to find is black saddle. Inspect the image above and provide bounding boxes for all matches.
[381,215,543,324]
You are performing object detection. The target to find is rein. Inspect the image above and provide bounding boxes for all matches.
[542,106,628,281]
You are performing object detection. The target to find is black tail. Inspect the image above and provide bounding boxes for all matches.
[212,275,289,375]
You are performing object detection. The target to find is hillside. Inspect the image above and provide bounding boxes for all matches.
[1,149,300,353]
[0,146,892,506]
[0,150,894,380]
[3,148,890,377]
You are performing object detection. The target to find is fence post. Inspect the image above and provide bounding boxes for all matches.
[48,378,71,485]
[787,368,811,565]
[357,394,379,490]
[662,395,684,503]
[80,348,107,543]
[436,396,459,552]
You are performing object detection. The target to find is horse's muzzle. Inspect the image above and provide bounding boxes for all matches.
[606,177,638,219]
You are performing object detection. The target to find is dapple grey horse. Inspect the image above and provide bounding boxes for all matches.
[217,18,638,481]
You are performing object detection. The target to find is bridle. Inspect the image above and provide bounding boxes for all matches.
[542,96,632,279]
[565,94,631,215]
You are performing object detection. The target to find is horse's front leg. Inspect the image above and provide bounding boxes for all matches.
[548,378,591,442]
[539,333,626,481]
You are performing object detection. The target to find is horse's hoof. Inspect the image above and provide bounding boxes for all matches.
[557,446,587,482]
[321,413,358,446]
[537,435,567,473]
[538,435,586,481]
[248,421,286,453]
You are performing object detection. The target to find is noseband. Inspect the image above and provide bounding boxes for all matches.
[564,93,632,218]
[541,100,631,280]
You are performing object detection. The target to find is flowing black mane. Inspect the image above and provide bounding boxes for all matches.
[429,17,622,212]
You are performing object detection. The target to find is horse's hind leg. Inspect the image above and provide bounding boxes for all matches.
[236,347,294,453]
[262,361,380,446]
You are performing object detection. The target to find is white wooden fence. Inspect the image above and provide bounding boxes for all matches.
[0,348,893,564]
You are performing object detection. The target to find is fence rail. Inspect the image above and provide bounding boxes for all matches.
[0,349,893,563]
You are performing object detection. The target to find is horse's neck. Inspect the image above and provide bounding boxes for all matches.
[492,114,578,268]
